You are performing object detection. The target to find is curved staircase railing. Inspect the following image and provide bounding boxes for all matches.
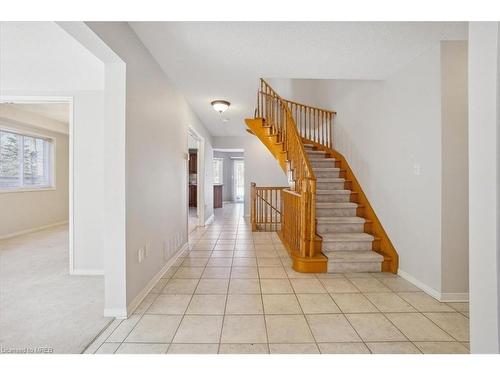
[255,79,326,271]
[249,79,398,274]
[283,98,336,148]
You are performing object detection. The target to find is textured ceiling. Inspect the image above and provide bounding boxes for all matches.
[0,22,104,91]
[130,22,467,136]
[4,103,70,124]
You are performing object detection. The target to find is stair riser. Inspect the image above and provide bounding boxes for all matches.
[322,240,373,251]
[327,262,381,273]
[317,207,357,217]
[317,223,365,234]
[314,170,340,178]
[317,181,345,190]
[311,160,336,168]
[306,153,327,160]
[316,194,351,203]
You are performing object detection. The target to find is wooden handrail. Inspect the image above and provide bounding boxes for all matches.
[258,88,335,148]
[283,98,334,148]
[283,98,337,115]
[255,79,319,260]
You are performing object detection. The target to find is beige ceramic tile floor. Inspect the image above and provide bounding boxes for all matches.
[86,203,470,354]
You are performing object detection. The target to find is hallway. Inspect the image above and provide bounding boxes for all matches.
[85,203,469,354]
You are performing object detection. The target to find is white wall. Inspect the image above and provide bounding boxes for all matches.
[441,41,469,300]
[277,46,443,295]
[213,136,288,216]
[0,22,106,274]
[0,109,69,238]
[85,22,215,311]
[468,21,500,354]
[269,41,468,300]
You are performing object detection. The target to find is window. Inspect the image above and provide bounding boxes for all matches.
[0,129,54,191]
[213,158,223,184]
[233,159,244,201]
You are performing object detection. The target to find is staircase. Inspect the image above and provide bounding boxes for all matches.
[304,143,384,272]
[247,79,398,274]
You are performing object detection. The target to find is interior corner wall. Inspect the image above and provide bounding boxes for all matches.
[468,21,500,354]
[440,41,469,300]
[86,22,215,310]
[212,136,288,216]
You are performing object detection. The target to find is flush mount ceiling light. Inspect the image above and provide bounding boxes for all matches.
[211,100,230,114]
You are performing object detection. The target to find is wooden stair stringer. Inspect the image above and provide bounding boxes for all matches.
[303,138,399,274]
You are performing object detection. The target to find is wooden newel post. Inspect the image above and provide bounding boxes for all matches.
[299,179,308,258]
[309,178,317,257]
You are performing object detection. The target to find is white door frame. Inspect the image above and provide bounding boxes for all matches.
[0,95,75,273]
[187,126,205,227]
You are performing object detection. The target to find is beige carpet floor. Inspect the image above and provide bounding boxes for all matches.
[0,225,112,354]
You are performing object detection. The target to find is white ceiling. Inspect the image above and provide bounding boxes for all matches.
[130,22,467,137]
[0,22,104,91]
[6,103,70,124]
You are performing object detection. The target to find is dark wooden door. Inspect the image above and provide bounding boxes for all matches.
[189,185,197,207]
[213,185,223,208]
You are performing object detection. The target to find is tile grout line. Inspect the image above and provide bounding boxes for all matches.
[290,270,322,354]
[95,204,470,354]
[340,277,423,353]
[217,223,236,354]
[256,254,271,354]
[164,234,215,353]
[349,284,418,351]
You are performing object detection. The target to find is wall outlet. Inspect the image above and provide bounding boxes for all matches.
[137,247,145,263]
[413,163,421,176]
[163,240,168,261]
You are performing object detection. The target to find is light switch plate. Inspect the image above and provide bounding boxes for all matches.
[413,163,421,175]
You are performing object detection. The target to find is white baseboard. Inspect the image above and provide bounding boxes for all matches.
[398,269,441,300]
[103,308,128,319]
[0,220,68,240]
[440,293,469,302]
[71,269,104,276]
[204,214,215,226]
[398,269,469,302]
[125,242,189,317]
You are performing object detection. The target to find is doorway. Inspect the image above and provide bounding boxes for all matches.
[0,97,110,353]
[212,149,245,209]
[0,97,74,269]
[187,127,205,234]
